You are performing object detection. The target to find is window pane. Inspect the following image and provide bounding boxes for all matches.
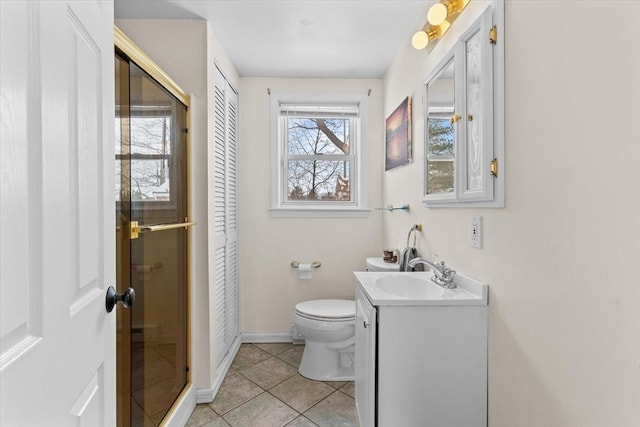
[427,117,455,194]
[287,118,350,155]
[428,117,454,156]
[114,117,126,202]
[131,115,172,155]
[287,160,350,201]
[115,160,122,202]
[130,158,171,201]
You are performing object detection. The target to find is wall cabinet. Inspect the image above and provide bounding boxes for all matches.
[423,6,503,207]
[355,285,487,426]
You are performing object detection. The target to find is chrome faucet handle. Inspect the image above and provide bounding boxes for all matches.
[431,264,456,288]
[443,267,456,280]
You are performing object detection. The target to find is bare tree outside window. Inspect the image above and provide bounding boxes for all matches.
[116,111,173,202]
[272,95,365,213]
[286,117,351,201]
[426,116,455,194]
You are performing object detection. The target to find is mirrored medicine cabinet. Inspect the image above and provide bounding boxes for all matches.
[423,6,503,207]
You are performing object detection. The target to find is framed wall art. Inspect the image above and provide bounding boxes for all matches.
[385,96,412,171]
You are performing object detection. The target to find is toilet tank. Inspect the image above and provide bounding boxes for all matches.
[365,257,400,272]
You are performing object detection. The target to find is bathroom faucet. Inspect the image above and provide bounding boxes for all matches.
[407,257,457,289]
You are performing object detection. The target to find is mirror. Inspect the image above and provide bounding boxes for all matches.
[423,6,500,207]
[425,56,455,196]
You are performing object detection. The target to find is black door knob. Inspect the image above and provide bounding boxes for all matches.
[105,286,136,313]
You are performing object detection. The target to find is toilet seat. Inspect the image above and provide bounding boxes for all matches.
[295,299,355,322]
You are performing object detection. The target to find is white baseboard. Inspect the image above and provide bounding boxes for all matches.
[195,335,242,404]
[241,332,293,343]
[195,386,214,404]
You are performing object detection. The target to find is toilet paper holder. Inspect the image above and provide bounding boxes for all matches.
[291,261,322,269]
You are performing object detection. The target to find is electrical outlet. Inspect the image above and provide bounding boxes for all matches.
[470,216,482,249]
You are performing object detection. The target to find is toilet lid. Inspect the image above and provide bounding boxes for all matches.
[295,299,355,320]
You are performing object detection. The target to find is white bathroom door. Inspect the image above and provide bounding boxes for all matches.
[0,1,116,425]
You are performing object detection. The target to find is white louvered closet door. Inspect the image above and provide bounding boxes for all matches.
[210,66,239,367]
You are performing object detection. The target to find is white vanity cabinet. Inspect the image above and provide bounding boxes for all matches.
[355,287,377,427]
[354,271,488,427]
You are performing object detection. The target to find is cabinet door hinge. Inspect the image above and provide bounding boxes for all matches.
[490,159,498,178]
[489,25,498,44]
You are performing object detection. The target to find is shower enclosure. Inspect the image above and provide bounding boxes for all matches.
[115,30,190,426]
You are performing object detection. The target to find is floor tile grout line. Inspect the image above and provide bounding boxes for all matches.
[253,343,298,357]
[240,361,352,417]
[275,353,303,368]
[300,388,340,418]
[285,413,321,427]
[238,344,302,369]
[202,344,358,427]
[211,346,294,417]
[236,359,299,391]
[208,373,267,417]
[264,389,303,417]
[219,390,302,427]
[300,388,357,425]
[211,369,303,420]
[225,359,341,425]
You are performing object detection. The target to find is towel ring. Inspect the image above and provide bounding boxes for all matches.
[406,223,422,247]
[407,228,417,248]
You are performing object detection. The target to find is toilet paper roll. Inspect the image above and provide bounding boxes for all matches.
[298,263,312,280]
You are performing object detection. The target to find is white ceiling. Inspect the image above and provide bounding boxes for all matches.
[114,0,430,78]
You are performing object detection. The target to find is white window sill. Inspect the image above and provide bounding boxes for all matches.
[422,195,505,208]
[269,207,371,218]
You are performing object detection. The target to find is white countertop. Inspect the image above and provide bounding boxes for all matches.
[354,270,488,306]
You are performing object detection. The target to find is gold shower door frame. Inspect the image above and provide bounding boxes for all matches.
[115,26,192,427]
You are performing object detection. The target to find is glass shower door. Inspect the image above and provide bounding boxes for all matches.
[116,49,189,427]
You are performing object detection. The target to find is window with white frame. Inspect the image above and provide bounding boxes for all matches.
[270,93,368,217]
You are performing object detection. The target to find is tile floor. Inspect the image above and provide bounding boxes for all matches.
[186,343,359,427]
[132,343,184,425]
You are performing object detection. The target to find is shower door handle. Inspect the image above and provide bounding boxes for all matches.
[105,286,136,313]
[130,221,195,239]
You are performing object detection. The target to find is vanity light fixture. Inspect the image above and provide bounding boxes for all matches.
[411,25,442,50]
[427,0,465,25]
[412,0,470,51]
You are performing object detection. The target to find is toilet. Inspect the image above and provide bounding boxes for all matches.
[293,299,355,381]
[365,256,400,272]
[292,257,396,381]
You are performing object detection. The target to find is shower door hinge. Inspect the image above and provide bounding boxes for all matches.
[490,159,498,178]
[130,221,140,240]
[489,26,498,44]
